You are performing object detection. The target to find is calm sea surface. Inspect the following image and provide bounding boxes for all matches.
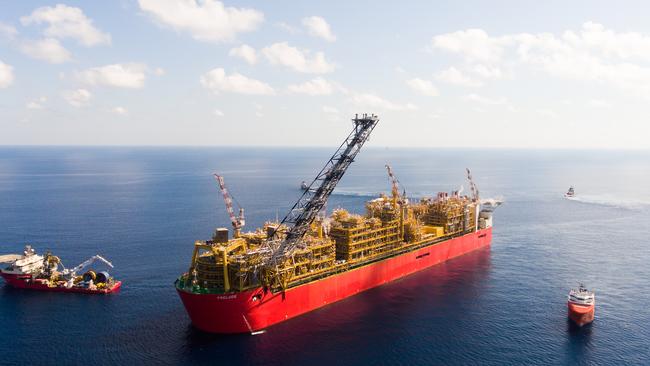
[1,147,649,365]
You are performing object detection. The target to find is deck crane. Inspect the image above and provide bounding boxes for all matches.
[466,168,480,202]
[213,173,245,238]
[385,164,402,207]
[269,114,379,264]
[62,255,113,277]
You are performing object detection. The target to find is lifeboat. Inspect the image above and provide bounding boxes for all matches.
[568,283,595,326]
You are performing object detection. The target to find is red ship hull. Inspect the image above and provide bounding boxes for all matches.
[177,227,492,333]
[568,302,595,326]
[0,272,121,294]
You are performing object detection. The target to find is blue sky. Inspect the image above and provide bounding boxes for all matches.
[1,0,650,148]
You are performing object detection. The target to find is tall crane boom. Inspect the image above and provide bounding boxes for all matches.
[466,168,479,202]
[214,173,245,237]
[385,164,400,205]
[63,255,113,276]
[271,114,379,262]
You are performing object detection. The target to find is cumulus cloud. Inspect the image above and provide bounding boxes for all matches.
[276,22,299,34]
[431,22,650,98]
[464,93,509,106]
[350,93,417,111]
[0,61,14,88]
[214,108,224,117]
[587,99,612,108]
[302,16,336,42]
[20,38,71,63]
[322,106,339,114]
[229,44,257,64]
[77,63,149,88]
[435,67,482,87]
[20,4,110,46]
[288,78,334,95]
[200,68,274,95]
[405,78,439,96]
[63,89,92,107]
[113,106,128,115]
[26,96,47,109]
[262,42,335,73]
[432,29,509,63]
[138,0,263,43]
[470,64,504,80]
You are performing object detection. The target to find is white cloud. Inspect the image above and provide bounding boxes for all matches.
[302,16,336,42]
[432,29,509,62]
[20,38,71,64]
[113,106,128,115]
[405,78,439,96]
[229,44,257,65]
[288,78,334,95]
[470,64,503,80]
[350,93,417,111]
[214,108,224,117]
[537,109,558,119]
[464,93,509,106]
[26,96,47,109]
[262,42,335,73]
[154,67,165,76]
[0,22,18,39]
[64,89,92,107]
[435,67,482,87]
[587,99,612,108]
[138,0,264,43]
[276,22,299,34]
[20,4,110,46]
[0,61,14,88]
[77,63,148,88]
[432,22,650,98]
[200,68,274,95]
[322,106,338,114]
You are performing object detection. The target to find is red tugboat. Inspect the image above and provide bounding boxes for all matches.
[175,114,501,334]
[568,284,595,326]
[0,245,121,294]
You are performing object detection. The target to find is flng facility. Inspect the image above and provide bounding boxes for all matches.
[175,114,498,333]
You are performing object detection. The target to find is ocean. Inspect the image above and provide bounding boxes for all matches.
[1,146,649,365]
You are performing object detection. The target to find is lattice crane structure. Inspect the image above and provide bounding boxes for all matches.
[466,168,480,202]
[269,114,380,263]
[214,173,245,238]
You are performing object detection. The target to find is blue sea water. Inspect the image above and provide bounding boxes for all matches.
[1,146,649,365]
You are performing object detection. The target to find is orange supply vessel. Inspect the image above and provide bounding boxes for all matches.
[567,284,595,326]
[175,114,502,334]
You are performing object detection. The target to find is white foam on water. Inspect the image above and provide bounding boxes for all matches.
[566,195,650,210]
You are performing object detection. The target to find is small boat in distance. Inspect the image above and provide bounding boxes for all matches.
[300,180,309,191]
[568,283,595,326]
[564,186,575,198]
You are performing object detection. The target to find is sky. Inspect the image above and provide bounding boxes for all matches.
[1,0,650,148]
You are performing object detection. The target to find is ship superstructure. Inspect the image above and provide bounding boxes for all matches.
[175,114,497,333]
[568,284,595,326]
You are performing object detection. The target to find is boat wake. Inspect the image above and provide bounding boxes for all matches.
[566,195,649,210]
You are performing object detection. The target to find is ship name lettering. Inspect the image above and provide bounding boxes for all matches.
[215,294,237,300]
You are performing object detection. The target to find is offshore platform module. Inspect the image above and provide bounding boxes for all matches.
[176,113,496,334]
